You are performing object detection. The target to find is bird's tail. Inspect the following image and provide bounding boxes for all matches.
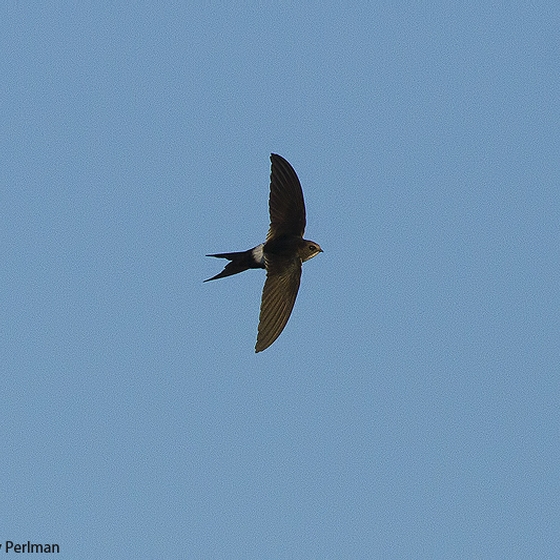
[204,249,260,282]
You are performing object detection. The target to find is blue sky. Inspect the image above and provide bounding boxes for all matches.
[2,2,558,558]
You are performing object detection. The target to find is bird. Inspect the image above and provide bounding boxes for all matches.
[205,153,323,352]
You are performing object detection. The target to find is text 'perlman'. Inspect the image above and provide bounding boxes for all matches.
[1,541,60,554]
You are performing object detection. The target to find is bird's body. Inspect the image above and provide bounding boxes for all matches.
[205,154,322,352]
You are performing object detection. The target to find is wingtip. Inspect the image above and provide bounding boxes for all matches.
[270,153,286,165]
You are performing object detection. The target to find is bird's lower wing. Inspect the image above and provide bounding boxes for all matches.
[255,258,302,352]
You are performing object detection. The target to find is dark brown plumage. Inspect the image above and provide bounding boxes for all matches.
[205,154,322,352]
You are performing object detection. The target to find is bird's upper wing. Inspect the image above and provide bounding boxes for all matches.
[255,255,302,352]
[266,154,306,241]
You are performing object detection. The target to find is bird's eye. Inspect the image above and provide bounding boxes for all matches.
[309,245,316,251]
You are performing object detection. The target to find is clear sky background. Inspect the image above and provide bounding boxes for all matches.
[2,2,558,559]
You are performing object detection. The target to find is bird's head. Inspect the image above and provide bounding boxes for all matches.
[299,240,323,262]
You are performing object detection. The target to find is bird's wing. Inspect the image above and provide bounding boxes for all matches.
[266,154,306,241]
[255,256,302,352]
